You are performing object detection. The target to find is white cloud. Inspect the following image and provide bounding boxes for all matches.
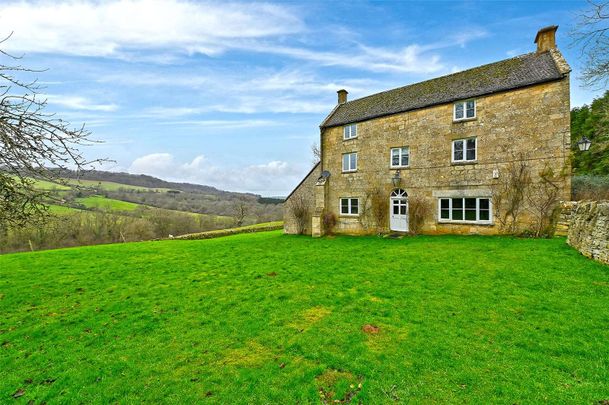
[0,0,303,58]
[45,95,118,112]
[106,68,391,115]
[239,42,444,74]
[155,119,280,129]
[129,153,175,175]
[128,153,302,195]
[0,1,454,74]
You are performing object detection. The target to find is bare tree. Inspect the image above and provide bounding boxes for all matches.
[0,34,104,228]
[286,193,310,234]
[491,159,531,234]
[408,196,431,235]
[572,1,609,87]
[311,142,321,166]
[368,186,388,232]
[231,198,249,227]
[527,166,564,237]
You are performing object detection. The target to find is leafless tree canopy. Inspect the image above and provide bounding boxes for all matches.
[491,158,531,234]
[572,1,609,88]
[287,193,310,234]
[0,34,104,227]
[408,196,431,235]
[231,198,249,227]
[311,142,321,166]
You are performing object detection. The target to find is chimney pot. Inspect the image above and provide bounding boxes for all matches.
[534,25,558,53]
[337,89,348,104]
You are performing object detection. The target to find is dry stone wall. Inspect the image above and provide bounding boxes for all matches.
[567,201,609,265]
[556,201,578,236]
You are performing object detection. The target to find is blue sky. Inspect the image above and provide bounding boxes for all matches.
[0,0,603,196]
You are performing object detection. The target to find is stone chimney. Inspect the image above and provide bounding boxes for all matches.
[337,89,348,104]
[534,25,558,53]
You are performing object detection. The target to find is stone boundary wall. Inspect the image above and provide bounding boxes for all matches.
[567,201,609,265]
[174,223,283,240]
[555,201,578,236]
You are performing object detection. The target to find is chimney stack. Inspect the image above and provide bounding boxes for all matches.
[337,89,348,104]
[534,25,558,53]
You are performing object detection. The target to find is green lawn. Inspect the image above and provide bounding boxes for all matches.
[1,232,609,403]
[75,195,140,211]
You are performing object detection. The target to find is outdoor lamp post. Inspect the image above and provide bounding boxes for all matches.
[577,136,592,152]
[391,169,401,188]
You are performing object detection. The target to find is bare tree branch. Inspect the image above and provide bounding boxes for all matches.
[572,1,609,88]
[0,39,108,228]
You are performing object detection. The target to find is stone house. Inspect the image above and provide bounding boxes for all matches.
[284,26,571,236]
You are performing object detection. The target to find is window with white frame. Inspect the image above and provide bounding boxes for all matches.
[342,152,357,172]
[439,197,491,223]
[340,198,359,215]
[452,137,477,162]
[454,100,476,120]
[343,123,358,140]
[390,147,410,168]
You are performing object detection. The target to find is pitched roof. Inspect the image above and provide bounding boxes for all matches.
[321,51,567,128]
[284,162,320,202]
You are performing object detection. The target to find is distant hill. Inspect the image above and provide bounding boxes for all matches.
[54,169,261,199]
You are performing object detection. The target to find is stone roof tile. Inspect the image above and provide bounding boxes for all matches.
[321,51,566,128]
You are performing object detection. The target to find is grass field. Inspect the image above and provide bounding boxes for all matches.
[1,232,609,403]
[29,179,72,191]
[65,179,172,192]
[75,195,141,212]
[46,204,82,215]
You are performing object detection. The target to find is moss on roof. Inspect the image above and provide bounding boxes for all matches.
[321,51,566,128]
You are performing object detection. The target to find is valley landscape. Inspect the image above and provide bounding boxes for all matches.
[0,171,282,253]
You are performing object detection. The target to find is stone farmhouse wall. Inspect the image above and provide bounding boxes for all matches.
[284,163,321,235]
[319,78,571,235]
[567,201,609,266]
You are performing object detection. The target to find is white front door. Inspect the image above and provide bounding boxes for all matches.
[390,189,409,232]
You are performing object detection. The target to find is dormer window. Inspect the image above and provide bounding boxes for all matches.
[343,123,358,140]
[454,100,476,121]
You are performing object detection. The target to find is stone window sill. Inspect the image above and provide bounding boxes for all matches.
[451,160,477,166]
[452,117,477,123]
[438,220,494,226]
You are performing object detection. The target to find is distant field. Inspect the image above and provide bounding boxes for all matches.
[46,204,81,214]
[75,195,140,211]
[20,178,71,191]
[26,177,171,193]
[51,195,233,224]
[65,179,172,192]
[1,233,609,403]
